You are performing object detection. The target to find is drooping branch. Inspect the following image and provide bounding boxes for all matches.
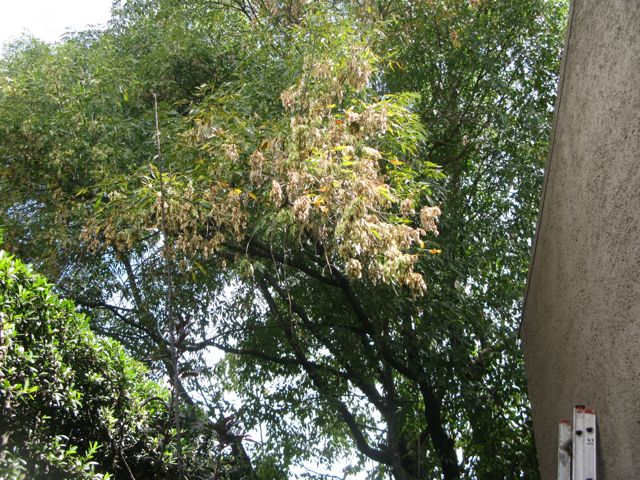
[261,271,388,412]
[255,276,392,466]
[71,296,163,344]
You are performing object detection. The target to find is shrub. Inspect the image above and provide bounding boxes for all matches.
[0,250,177,479]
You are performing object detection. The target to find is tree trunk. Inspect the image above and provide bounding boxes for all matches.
[420,384,461,480]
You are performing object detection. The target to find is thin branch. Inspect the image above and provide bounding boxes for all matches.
[226,239,340,287]
[261,272,387,412]
[72,297,162,343]
[331,269,420,383]
[255,276,392,465]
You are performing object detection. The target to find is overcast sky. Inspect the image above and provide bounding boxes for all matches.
[0,0,113,48]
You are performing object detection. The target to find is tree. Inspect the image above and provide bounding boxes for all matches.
[0,1,568,478]
[375,0,568,475]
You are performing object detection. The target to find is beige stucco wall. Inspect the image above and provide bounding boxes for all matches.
[521,0,640,478]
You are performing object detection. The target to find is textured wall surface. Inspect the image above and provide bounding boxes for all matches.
[521,0,640,479]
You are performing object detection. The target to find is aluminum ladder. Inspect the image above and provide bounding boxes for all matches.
[558,405,596,480]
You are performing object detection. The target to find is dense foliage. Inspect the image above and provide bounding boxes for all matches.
[0,249,168,478]
[0,1,568,478]
[0,250,244,479]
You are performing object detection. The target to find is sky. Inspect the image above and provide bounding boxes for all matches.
[0,0,113,48]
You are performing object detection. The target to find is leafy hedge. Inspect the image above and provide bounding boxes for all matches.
[0,250,178,479]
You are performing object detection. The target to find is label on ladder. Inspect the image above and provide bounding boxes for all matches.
[583,409,596,480]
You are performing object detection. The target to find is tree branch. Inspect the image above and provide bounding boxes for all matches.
[419,382,460,480]
[255,276,392,465]
[331,269,420,384]
[72,296,163,344]
[261,272,387,413]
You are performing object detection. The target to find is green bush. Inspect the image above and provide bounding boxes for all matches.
[0,250,177,479]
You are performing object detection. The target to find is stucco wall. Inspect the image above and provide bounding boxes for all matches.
[521,0,640,479]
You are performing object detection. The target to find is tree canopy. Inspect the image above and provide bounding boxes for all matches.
[0,1,568,478]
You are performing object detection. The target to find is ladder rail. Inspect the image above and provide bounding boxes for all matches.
[557,405,597,480]
[583,409,596,480]
[558,420,572,480]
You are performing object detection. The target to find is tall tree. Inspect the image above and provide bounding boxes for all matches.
[377,0,568,475]
[0,1,568,478]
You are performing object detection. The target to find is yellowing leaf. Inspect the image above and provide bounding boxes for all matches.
[312,196,325,206]
[451,30,461,49]
[388,60,406,72]
[248,192,257,200]
[376,185,393,201]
